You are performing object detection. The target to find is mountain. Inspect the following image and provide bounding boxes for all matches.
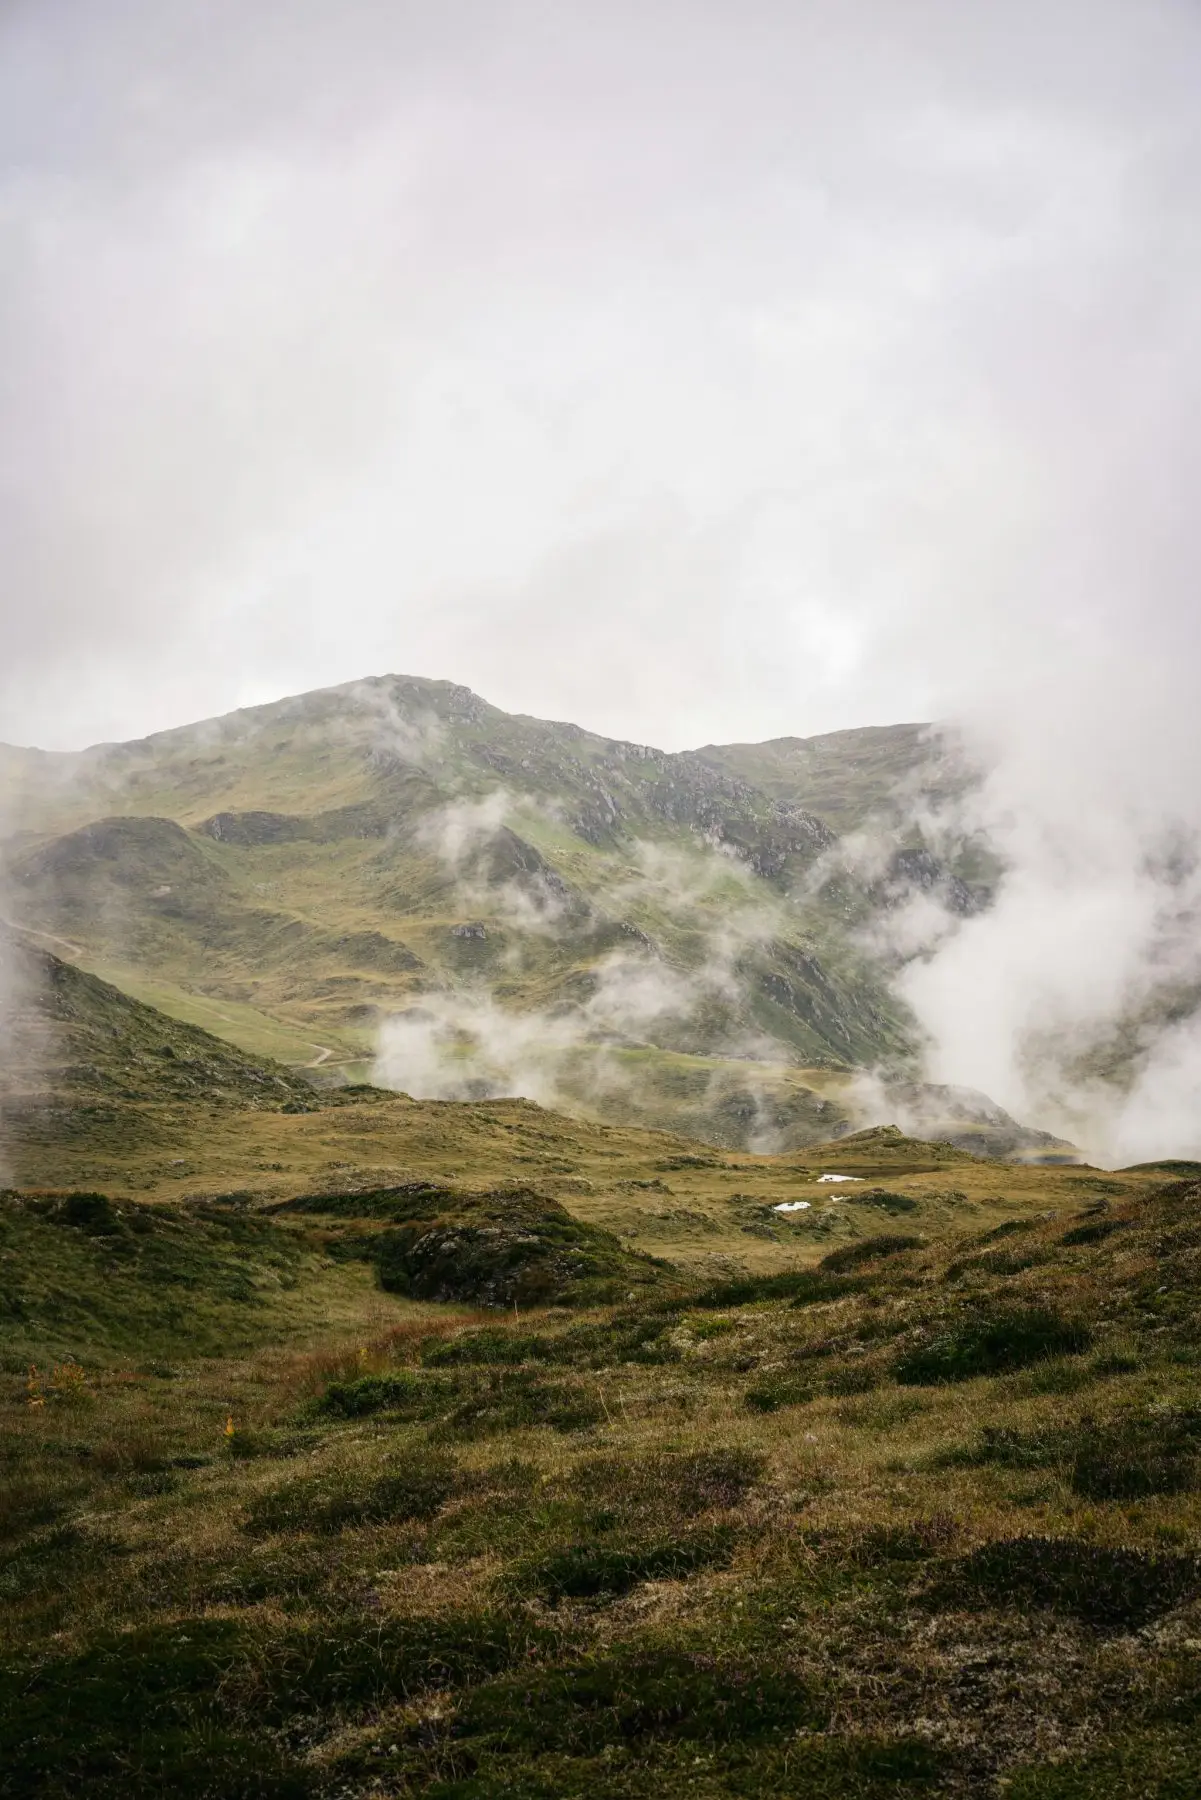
[695,721,972,830]
[0,673,1055,1157]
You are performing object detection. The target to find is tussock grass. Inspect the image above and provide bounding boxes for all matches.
[3,1177,1201,1795]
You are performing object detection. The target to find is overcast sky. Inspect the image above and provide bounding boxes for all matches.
[1,0,1200,753]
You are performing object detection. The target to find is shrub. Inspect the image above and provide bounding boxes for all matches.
[895,1309,1091,1385]
[820,1234,925,1273]
[569,1448,764,1519]
[844,1188,919,1216]
[428,1313,682,1370]
[422,1329,558,1367]
[1070,1412,1201,1500]
[315,1370,439,1419]
[437,1373,604,1437]
[1060,1217,1133,1247]
[929,1537,1201,1631]
[0,1618,314,1799]
[511,1528,738,1601]
[450,1646,820,1754]
[301,1185,658,1309]
[244,1458,462,1535]
[823,1362,881,1396]
[745,1374,815,1413]
[691,1270,855,1309]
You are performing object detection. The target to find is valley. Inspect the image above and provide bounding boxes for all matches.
[2,681,1196,1798]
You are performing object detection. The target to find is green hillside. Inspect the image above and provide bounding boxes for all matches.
[3,1150,1199,1796]
[0,674,1044,1157]
[0,935,1099,1271]
[694,721,969,831]
[1,916,1190,1796]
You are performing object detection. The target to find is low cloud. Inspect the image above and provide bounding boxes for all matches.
[838,712,1201,1164]
[373,945,704,1106]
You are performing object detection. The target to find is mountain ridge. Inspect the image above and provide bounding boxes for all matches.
[0,672,1048,1159]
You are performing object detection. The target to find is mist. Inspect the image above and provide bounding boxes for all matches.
[2,2,1200,1161]
[375,797,789,1116]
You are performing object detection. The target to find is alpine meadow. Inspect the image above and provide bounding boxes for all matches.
[4,2,1201,1797]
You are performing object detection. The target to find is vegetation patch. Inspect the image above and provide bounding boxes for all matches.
[510,1528,739,1602]
[1007,1727,1201,1798]
[422,1313,681,1370]
[745,1372,816,1412]
[842,1188,920,1215]
[928,1537,1201,1631]
[848,1517,957,1565]
[894,1307,1091,1385]
[569,1447,765,1518]
[422,1327,561,1367]
[448,1645,821,1755]
[287,1184,662,1308]
[0,1190,317,1362]
[1060,1215,1135,1247]
[244,1456,463,1535]
[315,1369,443,1419]
[938,1408,1201,1500]
[1070,1411,1201,1500]
[6,1159,1201,1797]
[820,1233,925,1272]
[437,1371,606,1437]
[691,1269,856,1309]
[0,1609,544,1798]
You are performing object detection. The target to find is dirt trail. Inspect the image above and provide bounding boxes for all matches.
[0,917,85,959]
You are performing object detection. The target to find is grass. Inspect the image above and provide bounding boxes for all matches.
[0,672,1079,1159]
[83,963,358,1067]
[4,948,1144,1277]
[3,1170,1201,1794]
[0,1187,407,1366]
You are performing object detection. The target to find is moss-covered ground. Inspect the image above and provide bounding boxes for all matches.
[3,1172,1201,1796]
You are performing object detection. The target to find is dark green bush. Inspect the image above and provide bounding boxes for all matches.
[744,1373,815,1412]
[438,1373,604,1437]
[569,1447,764,1519]
[820,1234,925,1273]
[315,1371,446,1419]
[929,1537,1200,1631]
[824,1362,881,1396]
[305,1185,658,1309]
[895,1309,1091,1385]
[1070,1412,1201,1500]
[844,1188,919,1216]
[450,1646,819,1753]
[425,1314,681,1370]
[512,1527,738,1601]
[1060,1217,1133,1247]
[0,1618,313,1799]
[244,1458,461,1535]
[0,1606,544,1797]
[691,1270,855,1309]
[422,1329,558,1367]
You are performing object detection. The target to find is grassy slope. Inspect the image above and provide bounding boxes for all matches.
[3,1165,1200,1797]
[0,938,1122,1274]
[1,675,1025,1156]
[693,722,964,830]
